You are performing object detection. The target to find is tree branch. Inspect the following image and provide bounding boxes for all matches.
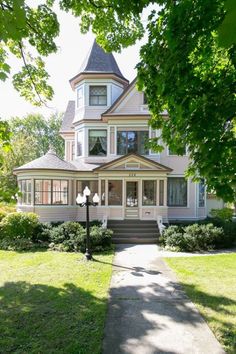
[18,41,45,106]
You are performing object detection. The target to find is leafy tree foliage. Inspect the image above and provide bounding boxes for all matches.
[0,0,235,201]
[0,113,64,202]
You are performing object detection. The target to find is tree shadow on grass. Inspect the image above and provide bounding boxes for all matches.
[0,281,107,354]
[181,283,236,354]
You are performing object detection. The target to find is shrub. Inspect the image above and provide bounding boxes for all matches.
[0,212,39,241]
[161,223,224,252]
[49,222,86,252]
[210,208,233,222]
[48,222,113,253]
[89,226,113,251]
[0,210,7,221]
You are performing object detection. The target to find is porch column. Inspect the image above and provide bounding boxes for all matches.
[164,178,167,206]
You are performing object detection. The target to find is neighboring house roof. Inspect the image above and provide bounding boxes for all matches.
[60,100,75,132]
[14,149,77,172]
[69,40,129,86]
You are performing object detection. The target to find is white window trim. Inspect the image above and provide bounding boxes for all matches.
[167,176,189,208]
[167,146,188,156]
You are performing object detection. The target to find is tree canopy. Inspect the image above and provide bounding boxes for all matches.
[0,113,64,202]
[0,0,235,201]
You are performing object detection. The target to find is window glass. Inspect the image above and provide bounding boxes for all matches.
[77,87,83,107]
[142,180,156,206]
[77,130,82,156]
[52,180,68,205]
[143,93,148,104]
[198,179,205,207]
[89,130,107,156]
[18,179,31,205]
[108,180,122,205]
[77,180,98,201]
[159,180,164,206]
[117,131,149,155]
[89,86,107,106]
[34,180,68,205]
[167,177,187,207]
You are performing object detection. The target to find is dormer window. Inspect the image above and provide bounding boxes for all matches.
[77,86,83,107]
[89,130,107,156]
[89,86,107,106]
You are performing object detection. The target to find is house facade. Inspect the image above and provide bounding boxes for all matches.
[15,40,216,223]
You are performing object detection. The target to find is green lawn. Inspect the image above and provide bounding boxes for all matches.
[165,254,236,354]
[0,250,113,354]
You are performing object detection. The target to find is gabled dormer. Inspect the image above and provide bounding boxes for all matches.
[69,40,129,122]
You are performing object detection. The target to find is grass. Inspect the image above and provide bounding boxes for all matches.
[165,253,236,354]
[0,250,113,354]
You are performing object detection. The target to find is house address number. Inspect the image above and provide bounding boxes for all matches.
[129,173,136,177]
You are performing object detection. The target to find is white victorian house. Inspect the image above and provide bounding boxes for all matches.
[15,40,221,225]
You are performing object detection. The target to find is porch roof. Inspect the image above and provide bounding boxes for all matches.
[93,153,172,172]
[14,149,77,173]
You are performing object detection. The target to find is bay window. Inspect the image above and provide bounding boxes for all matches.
[89,86,107,106]
[89,130,107,156]
[18,179,31,205]
[117,131,149,155]
[34,180,68,205]
[167,177,187,207]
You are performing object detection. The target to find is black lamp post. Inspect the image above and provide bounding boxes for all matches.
[76,186,100,260]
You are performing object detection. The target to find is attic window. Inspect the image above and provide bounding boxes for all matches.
[125,162,140,170]
[89,86,107,106]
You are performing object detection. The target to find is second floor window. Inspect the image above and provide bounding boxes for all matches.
[117,131,149,155]
[89,130,107,156]
[89,86,107,106]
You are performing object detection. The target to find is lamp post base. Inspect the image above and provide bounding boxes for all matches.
[85,251,93,261]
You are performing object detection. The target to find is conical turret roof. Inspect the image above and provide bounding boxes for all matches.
[70,40,128,87]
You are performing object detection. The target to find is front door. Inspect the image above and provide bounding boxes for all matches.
[126,181,138,207]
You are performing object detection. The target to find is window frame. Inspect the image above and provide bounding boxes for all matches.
[167,146,188,156]
[142,180,156,206]
[167,177,188,207]
[18,179,32,205]
[89,85,107,106]
[198,179,206,208]
[117,130,149,155]
[77,86,83,108]
[34,179,69,206]
[88,129,107,156]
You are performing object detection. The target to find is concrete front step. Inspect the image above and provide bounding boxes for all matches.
[108,220,159,244]
[113,237,157,244]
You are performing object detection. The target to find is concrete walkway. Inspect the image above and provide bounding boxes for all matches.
[103,244,225,354]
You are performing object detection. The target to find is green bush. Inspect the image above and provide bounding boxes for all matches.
[161,223,224,252]
[49,221,86,252]
[0,210,7,221]
[0,212,39,241]
[210,208,233,222]
[48,222,113,252]
[89,226,113,251]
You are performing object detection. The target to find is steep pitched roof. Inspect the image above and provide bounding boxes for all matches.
[14,149,77,172]
[69,40,129,86]
[60,100,75,132]
[102,77,137,116]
